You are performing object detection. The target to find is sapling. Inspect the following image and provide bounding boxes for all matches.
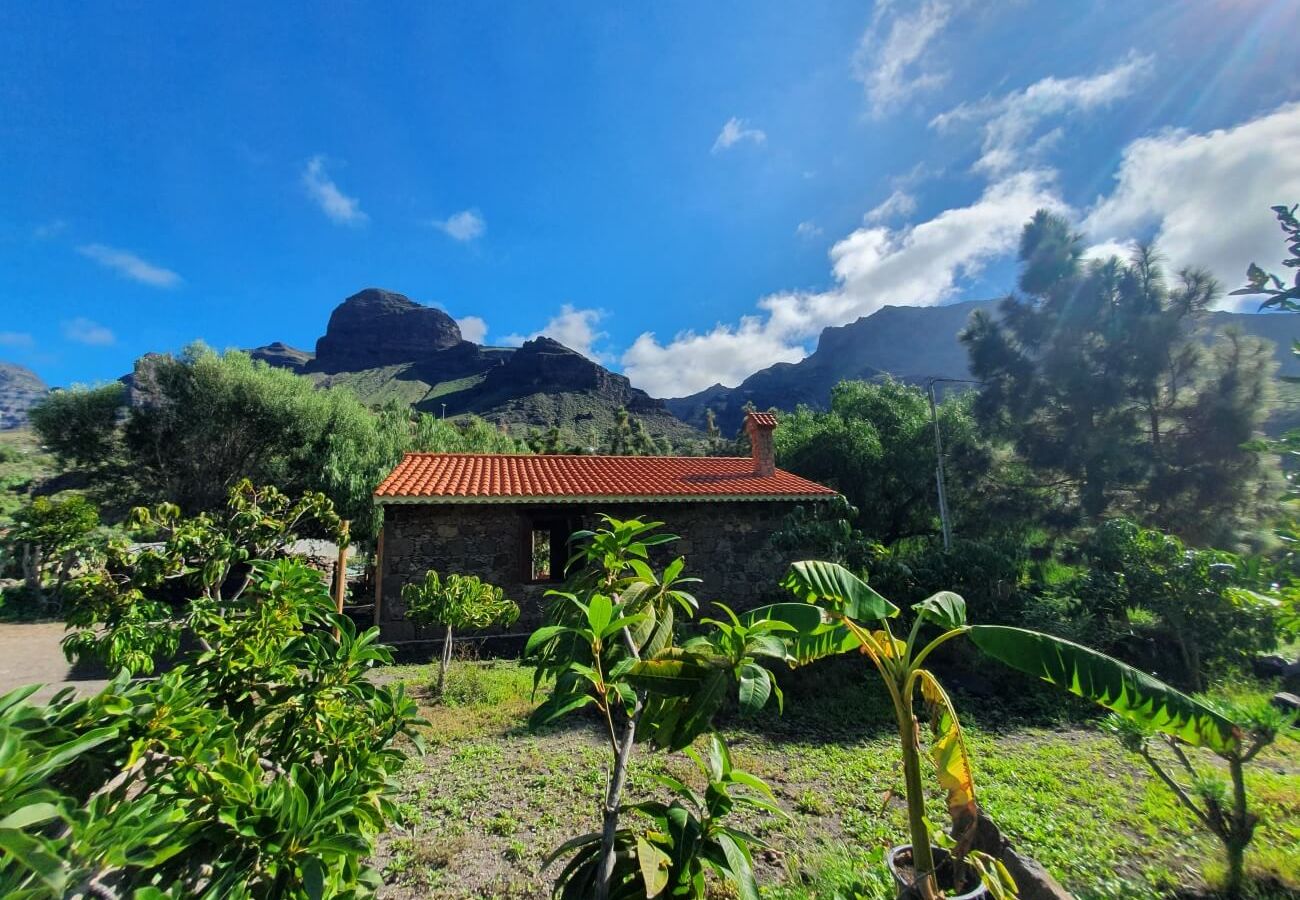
[402,570,518,696]
[1106,697,1297,898]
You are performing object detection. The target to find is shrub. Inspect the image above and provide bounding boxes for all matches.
[0,557,422,898]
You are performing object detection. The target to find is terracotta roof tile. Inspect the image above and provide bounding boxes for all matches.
[374,454,838,503]
[746,412,778,428]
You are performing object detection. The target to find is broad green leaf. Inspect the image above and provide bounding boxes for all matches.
[780,561,898,622]
[626,651,724,697]
[913,591,967,630]
[0,803,62,830]
[716,831,759,900]
[528,691,595,729]
[916,670,977,821]
[741,602,861,665]
[586,594,613,637]
[737,663,772,715]
[968,625,1241,755]
[524,625,575,657]
[636,835,671,897]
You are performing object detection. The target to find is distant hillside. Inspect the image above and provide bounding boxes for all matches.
[0,363,49,430]
[667,300,1300,433]
[249,288,699,445]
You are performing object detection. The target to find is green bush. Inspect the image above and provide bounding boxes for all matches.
[0,557,422,898]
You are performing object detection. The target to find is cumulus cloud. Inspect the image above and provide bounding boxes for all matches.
[712,117,767,154]
[622,170,1062,397]
[77,244,181,288]
[0,331,34,348]
[865,189,918,224]
[434,209,486,242]
[931,53,1153,175]
[795,221,824,239]
[1082,102,1300,303]
[456,315,488,344]
[301,155,368,225]
[503,304,609,362]
[855,1,960,116]
[61,317,115,346]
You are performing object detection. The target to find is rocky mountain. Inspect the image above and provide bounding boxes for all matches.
[250,288,698,444]
[667,299,1300,433]
[0,363,49,429]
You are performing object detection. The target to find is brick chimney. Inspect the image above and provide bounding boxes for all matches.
[744,411,778,477]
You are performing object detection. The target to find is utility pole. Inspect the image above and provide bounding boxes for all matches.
[928,378,953,552]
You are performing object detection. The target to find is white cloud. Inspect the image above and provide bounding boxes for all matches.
[712,117,767,154]
[795,221,824,239]
[931,53,1153,175]
[456,315,488,344]
[301,155,367,225]
[0,331,34,348]
[33,220,66,240]
[854,1,959,117]
[865,189,917,224]
[61,317,115,346]
[1083,102,1300,305]
[434,209,485,242]
[503,305,609,362]
[622,170,1062,397]
[77,244,181,288]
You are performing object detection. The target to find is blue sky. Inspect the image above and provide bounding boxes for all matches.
[2,1,1298,397]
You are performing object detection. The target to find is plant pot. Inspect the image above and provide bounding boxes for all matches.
[886,845,989,899]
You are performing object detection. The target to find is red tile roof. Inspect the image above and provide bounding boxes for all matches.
[747,412,778,428]
[374,454,838,503]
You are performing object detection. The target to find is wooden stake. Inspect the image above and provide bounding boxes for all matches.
[373,526,385,630]
[333,520,350,639]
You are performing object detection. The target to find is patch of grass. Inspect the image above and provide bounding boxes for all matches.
[370,659,1300,900]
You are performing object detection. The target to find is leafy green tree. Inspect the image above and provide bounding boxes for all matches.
[774,379,998,544]
[7,494,101,603]
[526,517,786,900]
[61,480,343,674]
[0,557,421,898]
[27,382,126,472]
[1077,519,1277,691]
[962,210,1278,543]
[402,570,519,696]
[29,349,525,542]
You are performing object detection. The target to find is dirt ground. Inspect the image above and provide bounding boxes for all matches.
[0,621,109,702]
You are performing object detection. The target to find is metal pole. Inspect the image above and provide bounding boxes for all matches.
[928,380,953,551]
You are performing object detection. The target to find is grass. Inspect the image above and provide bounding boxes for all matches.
[0,429,56,524]
[371,656,1300,900]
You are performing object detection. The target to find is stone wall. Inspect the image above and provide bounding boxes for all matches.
[376,500,817,643]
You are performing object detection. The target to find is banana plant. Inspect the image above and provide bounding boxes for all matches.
[761,559,1264,900]
[543,732,784,900]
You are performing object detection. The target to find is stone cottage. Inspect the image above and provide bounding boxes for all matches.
[371,412,838,642]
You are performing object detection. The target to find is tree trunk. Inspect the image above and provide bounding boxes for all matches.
[1225,758,1250,899]
[22,543,43,602]
[437,625,453,697]
[596,708,640,900]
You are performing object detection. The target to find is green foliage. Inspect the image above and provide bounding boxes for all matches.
[773,379,1004,545]
[962,211,1279,544]
[1076,519,1278,689]
[544,733,784,900]
[4,494,103,610]
[403,570,519,696]
[402,570,519,634]
[0,555,422,899]
[1102,692,1298,898]
[526,517,787,900]
[1231,204,1300,314]
[61,480,344,675]
[27,382,126,472]
[28,347,525,543]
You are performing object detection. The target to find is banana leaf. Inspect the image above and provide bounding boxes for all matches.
[968,625,1241,755]
[779,561,899,622]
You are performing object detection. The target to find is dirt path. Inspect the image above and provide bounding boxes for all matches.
[0,621,109,702]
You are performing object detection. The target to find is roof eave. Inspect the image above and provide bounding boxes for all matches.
[373,492,838,506]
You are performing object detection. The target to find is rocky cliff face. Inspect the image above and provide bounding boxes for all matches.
[667,299,1300,433]
[0,363,50,429]
[249,341,314,373]
[310,288,463,373]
